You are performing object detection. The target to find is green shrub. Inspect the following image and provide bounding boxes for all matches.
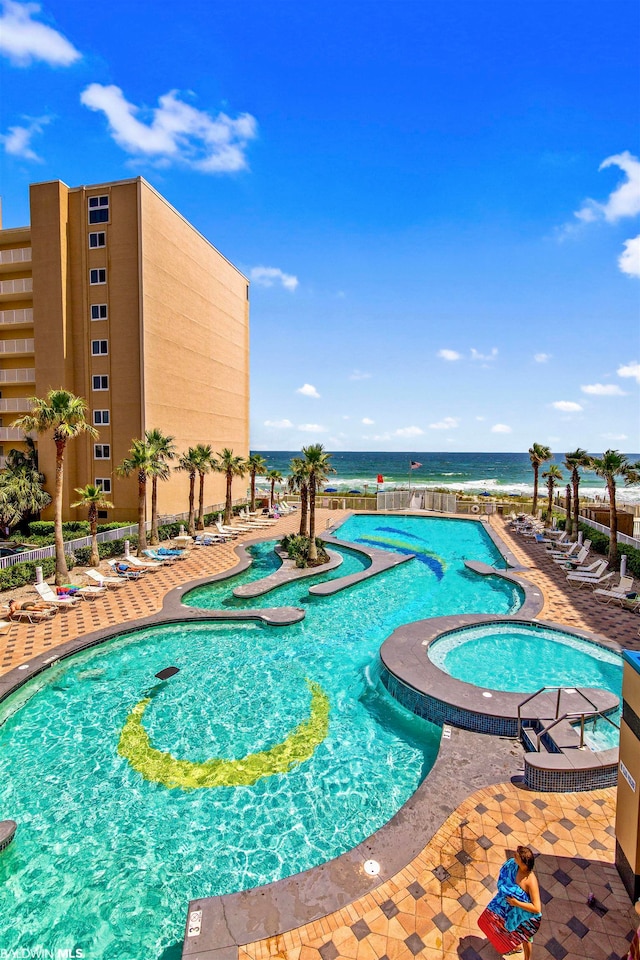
[280,534,329,568]
[0,556,56,591]
[578,522,640,577]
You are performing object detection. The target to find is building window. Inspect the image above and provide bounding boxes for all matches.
[88,195,109,224]
[95,478,112,494]
[91,304,108,321]
[97,510,109,519]
[93,409,110,425]
[91,339,108,356]
[94,444,110,460]
[90,268,106,285]
[89,231,106,248]
[92,375,109,391]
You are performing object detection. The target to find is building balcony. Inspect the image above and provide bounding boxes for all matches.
[0,368,35,383]
[0,338,34,357]
[0,398,32,413]
[0,308,33,328]
[0,278,33,301]
[0,428,25,442]
[0,248,32,272]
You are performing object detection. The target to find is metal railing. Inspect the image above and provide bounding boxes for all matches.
[0,278,32,295]
[0,369,35,383]
[517,685,599,739]
[0,398,31,413]
[0,309,33,326]
[0,248,31,266]
[0,339,34,354]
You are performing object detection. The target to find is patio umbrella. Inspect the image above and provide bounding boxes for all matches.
[324,487,338,492]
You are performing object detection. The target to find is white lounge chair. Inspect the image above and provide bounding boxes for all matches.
[553,545,589,567]
[565,558,606,579]
[87,569,127,590]
[568,569,613,589]
[594,576,635,604]
[214,521,238,539]
[124,553,163,572]
[35,581,77,608]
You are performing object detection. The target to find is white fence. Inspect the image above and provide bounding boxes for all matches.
[576,515,640,551]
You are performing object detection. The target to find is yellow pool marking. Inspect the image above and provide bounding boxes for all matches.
[118,679,330,789]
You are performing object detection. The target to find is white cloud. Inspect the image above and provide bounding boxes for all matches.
[80,84,257,173]
[0,115,49,160]
[349,369,371,380]
[574,152,640,224]
[429,417,459,430]
[475,416,486,421]
[552,400,583,412]
[263,418,293,429]
[618,360,640,384]
[296,383,320,399]
[297,423,327,433]
[437,349,461,361]
[250,266,298,291]
[619,235,640,278]
[395,426,424,438]
[362,418,374,425]
[491,423,512,434]
[0,0,80,66]
[534,353,551,363]
[580,383,626,396]
[470,347,498,362]
[602,432,628,441]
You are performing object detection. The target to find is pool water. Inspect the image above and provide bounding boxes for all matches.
[428,622,622,750]
[0,516,522,959]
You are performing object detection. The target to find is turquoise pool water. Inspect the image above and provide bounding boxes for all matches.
[428,621,622,750]
[0,516,522,959]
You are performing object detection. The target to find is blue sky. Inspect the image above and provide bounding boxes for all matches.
[1,0,639,454]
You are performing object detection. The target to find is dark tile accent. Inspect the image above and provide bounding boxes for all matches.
[350,919,371,941]
[574,857,590,870]
[532,798,548,810]
[432,865,451,882]
[542,830,559,844]
[460,948,483,960]
[475,803,488,814]
[493,793,506,802]
[538,885,553,905]
[575,805,592,819]
[481,875,497,892]
[404,933,425,956]
[458,892,477,912]
[545,938,568,960]
[553,868,572,887]
[567,916,589,938]
[605,825,616,837]
[477,835,493,850]
[407,881,426,899]
[559,817,576,831]
[590,838,607,851]
[588,898,609,917]
[515,809,531,822]
[380,899,399,919]
[319,943,339,960]
[456,850,473,866]
[496,821,513,836]
[432,912,452,933]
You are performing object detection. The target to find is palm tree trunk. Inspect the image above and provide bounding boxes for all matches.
[607,478,618,566]
[565,485,572,537]
[547,482,553,520]
[225,472,232,525]
[187,473,196,536]
[54,438,69,585]
[270,479,275,509]
[532,466,539,515]
[308,476,317,561]
[89,506,99,568]
[299,485,308,537]
[150,476,159,545]
[250,471,256,512]
[572,474,580,540]
[197,472,205,530]
[137,473,147,553]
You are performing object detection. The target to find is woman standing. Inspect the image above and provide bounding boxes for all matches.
[478,845,542,958]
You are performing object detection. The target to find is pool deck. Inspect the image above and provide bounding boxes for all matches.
[0,509,638,959]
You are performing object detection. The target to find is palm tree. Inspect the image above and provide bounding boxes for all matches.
[266,469,283,510]
[303,444,335,561]
[71,484,114,567]
[190,444,215,530]
[247,453,268,512]
[214,449,247,525]
[117,439,154,553]
[13,390,97,584]
[145,428,176,544]
[542,464,563,521]
[288,457,310,537]
[177,447,201,536]
[529,442,552,517]
[564,448,590,539]
[0,439,51,533]
[588,450,640,566]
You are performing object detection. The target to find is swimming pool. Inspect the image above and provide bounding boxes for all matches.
[428,621,622,749]
[0,517,523,958]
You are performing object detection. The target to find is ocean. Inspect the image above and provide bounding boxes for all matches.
[252,451,640,503]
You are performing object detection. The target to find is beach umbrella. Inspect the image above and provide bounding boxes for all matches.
[324,487,338,493]
[349,489,361,494]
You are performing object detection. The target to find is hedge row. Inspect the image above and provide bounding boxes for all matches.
[578,522,640,577]
[0,556,58,592]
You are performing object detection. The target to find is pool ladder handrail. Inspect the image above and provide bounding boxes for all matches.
[517,685,600,740]
[530,707,620,752]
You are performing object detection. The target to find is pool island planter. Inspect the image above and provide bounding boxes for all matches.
[378,614,621,792]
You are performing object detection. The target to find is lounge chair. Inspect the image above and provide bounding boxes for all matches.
[214,521,238,539]
[553,545,589,567]
[108,560,146,580]
[567,569,613,589]
[156,547,188,559]
[35,581,77,608]
[124,553,163,572]
[565,558,606,579]
[7,602,57,623]
[87,569,127,590]
[143,549,177,565]
[594,576,635,604]
[621,594,640,614]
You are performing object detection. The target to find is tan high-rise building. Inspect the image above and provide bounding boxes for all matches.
[0,177,250,522]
